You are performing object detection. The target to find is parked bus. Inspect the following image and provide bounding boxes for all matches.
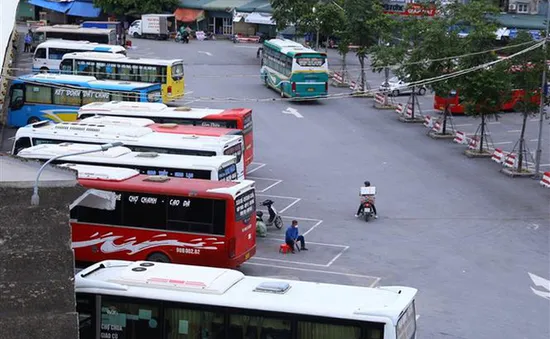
[59,52,185,102]
[6,74,161,127]
[77,102,255,166]
[81,21,125,45]
[32,40,126,73]
[69,166,256,267]
[12,121,245,179]
[261,38,329,98]
[433,89,541,114]
[79,115,250,168]
[32,25,117,51]
[75,260,417,339]
[17,143,241,181]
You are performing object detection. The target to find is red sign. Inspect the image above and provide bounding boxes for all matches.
[383,3,437,16]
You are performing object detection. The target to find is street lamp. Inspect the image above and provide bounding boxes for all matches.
[312,6,320,50]
[30,142,124,206]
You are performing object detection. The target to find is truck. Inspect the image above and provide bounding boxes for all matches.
[128,14,177,40]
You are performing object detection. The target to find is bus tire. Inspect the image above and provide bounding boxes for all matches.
[147,252,170,263]
[27,117,40,124]
[418,87,426,95]
[391,89,399,97]
[39,67,49,73]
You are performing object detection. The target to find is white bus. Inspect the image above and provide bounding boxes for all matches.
[32,25,117,51]
[12,121,245,178]
[17,143,241,181]
[76,260,418,339]
[33,40,126,73]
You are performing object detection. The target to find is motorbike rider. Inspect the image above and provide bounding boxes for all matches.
[355,181,378,218]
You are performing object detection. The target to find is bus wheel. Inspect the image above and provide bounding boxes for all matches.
[27,117,40,124]
[147,252,170,263]
[39,67,48,73]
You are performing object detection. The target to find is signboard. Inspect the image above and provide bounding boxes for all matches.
[383,2,437,16]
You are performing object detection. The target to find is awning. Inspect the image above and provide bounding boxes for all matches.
[28,0,72,13]
[233,12,247,23]
[245,12,275,25]
[67,1,102,18]
[174,8,205,22]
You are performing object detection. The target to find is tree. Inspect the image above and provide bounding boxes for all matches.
[93,0,179,17]
[343,0,388,93]
[507,31,546,172]
[270,0,317,36]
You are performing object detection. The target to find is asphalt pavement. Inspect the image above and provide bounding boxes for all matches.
[2,35,549,339]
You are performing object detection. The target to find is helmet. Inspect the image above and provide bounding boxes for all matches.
[364,181,370,187]
[256,211,264,218]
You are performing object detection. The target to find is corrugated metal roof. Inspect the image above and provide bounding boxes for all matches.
[495,14,546,30]
[180,0,272,13]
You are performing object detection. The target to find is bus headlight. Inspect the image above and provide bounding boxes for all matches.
[148,91,161,102]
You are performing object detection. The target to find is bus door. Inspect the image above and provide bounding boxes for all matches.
[233,189,256,263]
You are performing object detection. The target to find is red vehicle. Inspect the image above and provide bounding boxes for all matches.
[434,89,540,114]
[70,165,256,268]
[77,102,254,168]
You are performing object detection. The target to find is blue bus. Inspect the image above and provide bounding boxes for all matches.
[6,74,162,127]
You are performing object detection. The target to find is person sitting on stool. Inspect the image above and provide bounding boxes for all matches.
[285,220,308,252]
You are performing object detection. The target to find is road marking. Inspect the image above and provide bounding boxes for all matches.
[257,179,283,192]
[530,118,540,122]
[488,121,501,125]
[181,99,199,105]
[246,162,266,174]
[184,91,194,95]
[528,272,550,300]
[282,107,304,118]
[539,164,550,167]
[507,130,521,132]
[454,123,473,127]
[261,237,345,248]
[234,45,259,49]
[326,246,349,267]
[279,198,301,214]
[198,51,213,56]
[416,315,420,321]
[243,262,381,284]
[529,138,542,142]
[493,141,513,145]
[257,193,301,199]
[302,219,324,236]
[251,257,331,267]
[530,223,539,230]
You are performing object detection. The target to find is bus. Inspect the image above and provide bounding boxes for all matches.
[261,38,329,98]
[433,89,541,114]
[17,143,241,181]
[75,260,418,339]
[69,166,256,267]
[77,102,255,166]
[79,115,251,168]
[6,74,162,127]
[32,25,117,51]
[33,40,126,73]
[11,121,245,179]
[59,52,185,102]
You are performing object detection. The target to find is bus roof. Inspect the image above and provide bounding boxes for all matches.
[35,39,126,53]
[19,121,242,149]
[77,173,254,199]
[80,115,241,135]
[35,25,114,34]
[16,73,160,90]
[79,102,251,119]
[62,52,183,66]
[59,163,140,181]
[76,260,417,325]
[18,143,237,170]
[264,38,326,57]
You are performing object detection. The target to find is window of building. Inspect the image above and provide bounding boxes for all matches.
[517,3,529,13]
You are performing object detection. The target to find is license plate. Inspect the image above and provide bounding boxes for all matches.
[308,88,314,92]
[245,252,250,260]
[364,208,371,212]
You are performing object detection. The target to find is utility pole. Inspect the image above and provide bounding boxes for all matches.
[533,3,550,178]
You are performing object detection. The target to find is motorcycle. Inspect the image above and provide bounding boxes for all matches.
[175,32,189,44]
[261,199,284,229]
[255,211,267,237]
[360,200,374,222]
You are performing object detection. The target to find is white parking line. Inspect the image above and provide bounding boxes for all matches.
[488,121,501,125]
[246,163,266,175]
[247,177,283,192]
[416,315,420,321]
[530,139,542,142]
[454,123,473,127]
[279,198,302,213]
[243,262,381,285]
[302,219,324,236]
[257,194,301,199]
[251,257,330,267]
[493,141,513,145]
[507,130,521,133]
[327,246,349,267]
[261,237,346,248]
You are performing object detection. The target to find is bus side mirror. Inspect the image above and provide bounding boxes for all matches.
[10,97,24,110]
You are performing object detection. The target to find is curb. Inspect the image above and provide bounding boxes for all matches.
[398,116,424,123]
[464,149,492,158]
[500,168,535,178]
[428,131,455,139]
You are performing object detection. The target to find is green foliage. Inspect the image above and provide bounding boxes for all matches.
[343,0,387,57]
[93,0,179,17]
[269,0,317,31]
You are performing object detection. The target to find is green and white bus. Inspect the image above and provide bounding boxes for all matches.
[261,39,329,99]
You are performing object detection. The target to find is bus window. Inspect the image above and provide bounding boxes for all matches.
[25,85,52,104]
[70,193,122,225]
[229,315,291,339]
[10,86,24,107]
[138,65,159,83]
[60,59,73,73]
[49,48,73,60]
[76,60,95,76]
[119,64,137,81]
[34,47,46,59]
[166,197,226,235]
[13,137,31,154]
[172,63,184,81]
[76,293,95,339]
[100,296,161,339]
[53,88,82,106]
[297,321,361,339]
[164,306,226,339]
[121,192,166,229]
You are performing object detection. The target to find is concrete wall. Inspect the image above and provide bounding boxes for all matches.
[0,185,85,339]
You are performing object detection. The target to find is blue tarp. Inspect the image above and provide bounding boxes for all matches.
[28,0,73,13]
[67,1,101,17]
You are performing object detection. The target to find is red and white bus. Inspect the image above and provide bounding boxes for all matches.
[433,88,540,114]
[69,164,256,268]
[77,101,255,168]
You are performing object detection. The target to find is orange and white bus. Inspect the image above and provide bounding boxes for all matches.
[69,164,256,268]
[77,101,255,167]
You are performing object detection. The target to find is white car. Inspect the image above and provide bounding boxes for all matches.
[379,77,427,96]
